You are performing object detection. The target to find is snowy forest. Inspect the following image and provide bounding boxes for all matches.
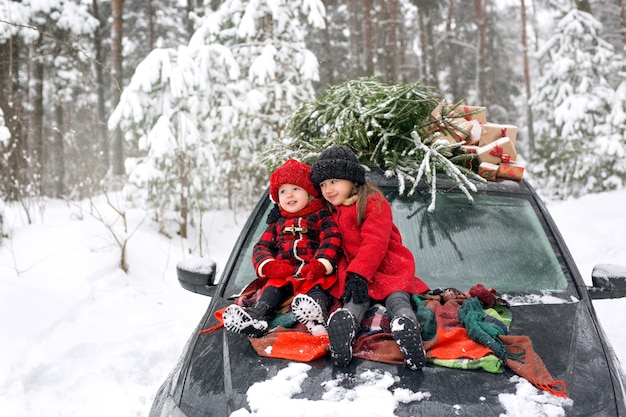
[1,0,626,248]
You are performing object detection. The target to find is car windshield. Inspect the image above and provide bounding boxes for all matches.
[223,187,572,300]
[388,189,569,294]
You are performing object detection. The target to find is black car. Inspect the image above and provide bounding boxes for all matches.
[150,171,626,416]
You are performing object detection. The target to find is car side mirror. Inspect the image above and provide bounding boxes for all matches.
[176,257,218,297]
[587,264,626,300]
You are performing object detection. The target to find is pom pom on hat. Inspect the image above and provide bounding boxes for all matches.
[310,145,366,186]
[270,159,318,203]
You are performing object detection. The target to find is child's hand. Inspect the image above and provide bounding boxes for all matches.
[301,259,326,280]
[262,260,293,279]
[343,273,369,304]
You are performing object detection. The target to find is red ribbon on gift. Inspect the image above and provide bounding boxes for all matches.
[489,144,511,162]
[501,127,507,137]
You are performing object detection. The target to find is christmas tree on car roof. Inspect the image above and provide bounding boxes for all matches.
[262,77,522,211]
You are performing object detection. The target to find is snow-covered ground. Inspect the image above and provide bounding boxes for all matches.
[0,186,624,417]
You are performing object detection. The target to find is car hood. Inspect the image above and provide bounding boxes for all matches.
[174,299,626,416]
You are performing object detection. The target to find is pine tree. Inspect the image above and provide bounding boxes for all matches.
[529,9,626,199]
[109,0,324,239]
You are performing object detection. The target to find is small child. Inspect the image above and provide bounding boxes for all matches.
[223,159,342,337]
[310,145,430,369]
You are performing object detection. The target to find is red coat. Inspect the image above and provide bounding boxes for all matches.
[332,193,429,301]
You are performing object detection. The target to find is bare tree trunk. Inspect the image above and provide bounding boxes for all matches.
[32,43,45,195]
[5,37,26,201]
[149,0,156,49]
[348,0,362,76]
[388,0,400,83]
[445,0,460,100]
[398,5,408,82]
[52,102,65,197]
[111,0,125,177]
[473,0,487,104]
[319,0,335,88]
[620,0,626,48]
[376,0,389,80]
[417,7,428,84]
[362,0,375,75]
[521,0,535,156]
[92,0,109,173]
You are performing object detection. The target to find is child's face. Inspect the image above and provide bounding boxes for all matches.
[277,184,310,213]
[318,178,354,206]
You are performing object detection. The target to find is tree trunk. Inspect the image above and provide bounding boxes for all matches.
[621,0,626,48]
[445,0,460,100]
[473,0,487,104]
[521,0,535,156]
[388,0,400,83]
[52,102,65,197]
[417,7,428,84]
[111,0,125,177]
[375,0,389,80]
[92,0,109,174]
[319,0,335,88]
[3,37,26,201]
[32,51,45,196]
[347,0,362,76]
[362,0,375,75]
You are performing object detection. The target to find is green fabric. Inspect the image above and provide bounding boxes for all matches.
[458,297,507,359]
[269,312,297,329]
[411,295,437,341]
[486,304,512,327]
[429,355,503,374]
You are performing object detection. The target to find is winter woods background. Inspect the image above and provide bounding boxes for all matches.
[1,0,626,256]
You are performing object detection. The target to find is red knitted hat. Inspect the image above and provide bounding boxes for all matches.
[270,159,319,203]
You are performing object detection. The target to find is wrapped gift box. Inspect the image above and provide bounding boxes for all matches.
[478,162,499,181]
[479,123,518,147]
[456,119,482,145]
[476,136,517,164]
[430,102,487,144]
[497,162,525,181]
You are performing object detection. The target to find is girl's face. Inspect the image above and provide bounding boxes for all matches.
[277,184,310,213]
[318,178,355,206]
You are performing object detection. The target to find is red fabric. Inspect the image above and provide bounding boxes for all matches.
[262,260,294,279]
[353,333,404,364]
[332,193,429,301]
[301,258,327,280]
[269,159,319,203]
[501,335,568,398]
[468,283,498,308]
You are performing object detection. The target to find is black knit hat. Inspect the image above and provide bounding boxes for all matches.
[310,145,366,186]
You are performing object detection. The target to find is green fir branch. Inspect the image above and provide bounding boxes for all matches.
[262,77,485,210]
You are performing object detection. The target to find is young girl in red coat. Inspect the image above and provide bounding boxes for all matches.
[311,145,430,370]
[223,159,342,337]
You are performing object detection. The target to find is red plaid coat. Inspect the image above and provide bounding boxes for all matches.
[252,198,342,295]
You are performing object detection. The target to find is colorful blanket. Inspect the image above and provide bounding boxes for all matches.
[200,283,567,398]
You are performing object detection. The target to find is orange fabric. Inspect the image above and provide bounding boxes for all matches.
[501,335,568,398]
[424,327,494,360]
[199,306,228,334]
[248,328,329,362]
